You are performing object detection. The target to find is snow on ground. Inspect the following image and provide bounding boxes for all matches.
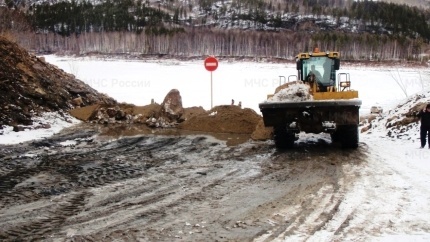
[352,133,430,241]
[0,112,80,144]
[1,56,430,240]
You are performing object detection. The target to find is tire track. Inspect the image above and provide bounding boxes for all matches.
[0,127,369,241]
[0,133,234,240]
[253,145,367,242]
[0,191,89,241]
[52,166,244,239]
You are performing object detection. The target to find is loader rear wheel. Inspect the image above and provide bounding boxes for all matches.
[274,126,295,149]
[338,125,359,149]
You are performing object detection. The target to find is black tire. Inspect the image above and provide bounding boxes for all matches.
[330,131,340,143]
[339,125,359,149]
[274,126,295,149]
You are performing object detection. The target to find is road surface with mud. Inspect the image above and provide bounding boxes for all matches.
[0,124,368,241]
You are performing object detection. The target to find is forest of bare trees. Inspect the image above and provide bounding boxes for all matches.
[10,29,426,61]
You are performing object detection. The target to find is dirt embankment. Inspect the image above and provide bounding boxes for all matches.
[0,36,116,128]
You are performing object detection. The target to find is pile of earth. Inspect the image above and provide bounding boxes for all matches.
[0,36,116,130]
[69,95,273,140]
[178,105,272,138]
[69,102,206,128]
[69,89,206,128]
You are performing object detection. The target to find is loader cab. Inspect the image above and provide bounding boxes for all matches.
[296,51,340,93]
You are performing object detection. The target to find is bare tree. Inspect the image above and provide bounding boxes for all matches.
[390,69,408,97]
[68,60,80,77]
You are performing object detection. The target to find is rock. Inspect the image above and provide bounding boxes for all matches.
[361,125,370,133]
[106,107,117,118]
[71,97,84,107]
[146,118,157,127]
[32,140,53,147]
[146,117,174,128]
[115,110,126,120]
[133,114,145,124]
[161,89,184,120]
[359,114,378,124]
[32,63,44,71]
[13,125,26,132]
[69,104,100,121]
[35,123,51,129]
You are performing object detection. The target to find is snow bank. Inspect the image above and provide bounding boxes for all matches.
[0,112,80,145]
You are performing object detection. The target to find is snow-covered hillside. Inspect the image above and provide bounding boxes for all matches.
[361,91,430,143]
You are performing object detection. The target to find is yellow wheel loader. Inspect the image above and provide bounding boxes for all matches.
[259,48,361,149]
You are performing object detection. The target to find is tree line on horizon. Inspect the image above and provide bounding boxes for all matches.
[0,0,429,61]
[11,28,424,62]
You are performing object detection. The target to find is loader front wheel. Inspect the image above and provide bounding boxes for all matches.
[274,126,295,149]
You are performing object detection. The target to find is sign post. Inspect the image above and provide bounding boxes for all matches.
[204,56,218,109]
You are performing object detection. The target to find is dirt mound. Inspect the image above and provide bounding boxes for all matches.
[178,105,262,134]
[251,119,273,140]
[69,89,203,128]
[70,104,268,137]
[0,36,116,128]
[70,103,158,122]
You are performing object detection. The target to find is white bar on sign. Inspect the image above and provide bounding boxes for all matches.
[206,63,217,66]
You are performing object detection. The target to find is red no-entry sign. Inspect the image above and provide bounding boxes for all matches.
[204,57,218,72]
[204,56,218,109]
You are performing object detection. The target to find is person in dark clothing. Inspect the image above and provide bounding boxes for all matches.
[417,103,430,148]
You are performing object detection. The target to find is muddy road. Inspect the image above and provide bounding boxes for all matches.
[0,124,368,241]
